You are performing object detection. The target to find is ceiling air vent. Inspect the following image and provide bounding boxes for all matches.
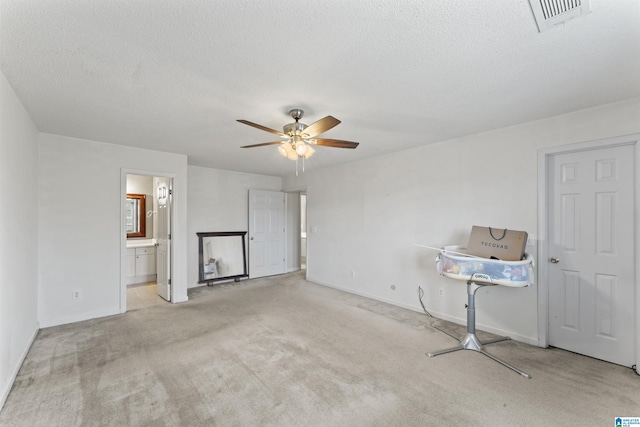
[528,0,591,32]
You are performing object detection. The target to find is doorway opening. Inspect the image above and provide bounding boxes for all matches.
[123,172,173,311]
[300,193,307,270]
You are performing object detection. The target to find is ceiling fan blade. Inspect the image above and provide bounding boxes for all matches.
[302,116,341,138]
[237,120,287,137]
[240,141,284,148]
[312,138,359,149]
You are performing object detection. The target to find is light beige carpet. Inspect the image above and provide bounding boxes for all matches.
[1,271,638,426]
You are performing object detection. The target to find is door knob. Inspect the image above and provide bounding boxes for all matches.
[550,257,560,263]
[250,237,254,240]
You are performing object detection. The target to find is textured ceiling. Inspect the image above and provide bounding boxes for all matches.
[1,0,639,176]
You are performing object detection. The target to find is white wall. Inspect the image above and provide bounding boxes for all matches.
[187,165,281,287]
[283,97,640,344]
[126,174,154,195]
[0,72,39,409]
[38,134,188,327]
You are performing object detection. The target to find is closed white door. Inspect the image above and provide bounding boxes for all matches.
[155,177,171,301]
[548,144,635,366]
[249,189,286,278]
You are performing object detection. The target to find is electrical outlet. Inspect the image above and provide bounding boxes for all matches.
[526,234,536,246]
[438,288,444,297]
[72,289,82,300]
[350,270,355,278]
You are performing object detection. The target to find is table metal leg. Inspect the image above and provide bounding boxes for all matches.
[427,280,531,379]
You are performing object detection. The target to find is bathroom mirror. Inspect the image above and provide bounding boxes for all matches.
[126,194,146,238]
[197,231,248,284]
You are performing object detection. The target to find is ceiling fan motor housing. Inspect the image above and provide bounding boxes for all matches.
[289,108,304,120]
[283,121,307,136]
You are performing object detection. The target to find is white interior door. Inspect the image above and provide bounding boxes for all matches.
[548,144,635,366]
[155,177,171,301]
[249,189,286,278]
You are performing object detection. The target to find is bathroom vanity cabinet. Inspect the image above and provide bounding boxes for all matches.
[126,245,157,285]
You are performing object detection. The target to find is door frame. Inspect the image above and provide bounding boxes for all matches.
[284,186,309,280]
[120,169,177,311]
[299,191,307,271]
[537,134,640,371]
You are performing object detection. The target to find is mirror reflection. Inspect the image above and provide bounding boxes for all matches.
[126,194,146,238]
[197,232,248,284]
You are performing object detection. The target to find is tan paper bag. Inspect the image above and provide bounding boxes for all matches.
[466,226,528,261]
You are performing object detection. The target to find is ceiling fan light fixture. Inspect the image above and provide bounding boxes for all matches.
[303,144,315,159]
[278,141,298,160]
[282,142,298,160]
[295,142,308,156]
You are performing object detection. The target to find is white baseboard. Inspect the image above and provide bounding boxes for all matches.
[38,307,120,328]
[0,325,39,411]
[307,276,539,347]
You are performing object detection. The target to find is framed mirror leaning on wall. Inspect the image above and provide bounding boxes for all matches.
[197,231,248,285]
[126,194,146,238]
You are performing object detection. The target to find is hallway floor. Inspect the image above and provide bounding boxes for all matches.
[126,282,167,310]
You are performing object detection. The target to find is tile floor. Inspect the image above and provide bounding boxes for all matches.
[126,282,168,310]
